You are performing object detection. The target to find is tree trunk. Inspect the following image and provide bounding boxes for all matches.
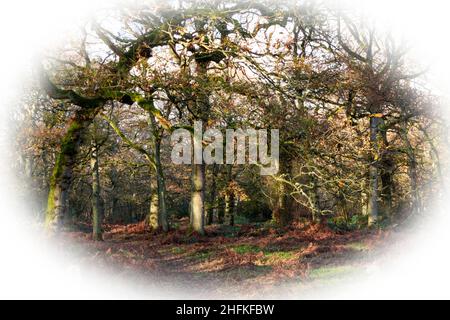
[191,163,205,234]
[401,123,421,215]
[380,158,394,217]
[273,184,293,226]
[188,60,210,235]
[272,158,293,227]
[217,197,224,224]
[408,156,421,214]
[154,130,169,232]
[91,141,103,241]
[309,176,322,223]
[368,116,380,226]
[233,195,240,225]
[224,191,235,226]
[45,110,97,229]
[109,167,119,223]
[379,121,394,218]
[206,164,218,225]
[146,115,169,232]
[361,178,369,217]
[147,171,160,230]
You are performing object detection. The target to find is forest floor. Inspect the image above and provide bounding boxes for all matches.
[56,218,406,298]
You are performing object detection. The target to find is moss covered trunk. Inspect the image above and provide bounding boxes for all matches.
[45,109,98,229]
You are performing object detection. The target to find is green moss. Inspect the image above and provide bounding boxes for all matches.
[46,120,84,228]
[49,121,82,187]
[232,245,296,261]
[264,251,295,260]
[45,187,57,228]
[191,250,213,261]
[50,154,64,187]
[170,247,186,255]
[60,121,82,156]
[309,265,355,280]
[232,244,262,254]
[345,242,368,251]
[256,252,296,266]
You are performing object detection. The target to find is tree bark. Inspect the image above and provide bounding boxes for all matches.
[144,114,169,232]
[217,197,225,224]
[189,60,210,235]
[147,173,160,230]
[224,191,235,226]
[191,163,205,234]
[273,184,293,226]
[368,116,380,226]
[154,136,169,232]
[206,164,218,225]
[380,158,394,217]
[379,121,394,217]
[361,178,368,217]
[45,109,97,229]
[401,122,421,215]
[273,158,293,227]
[91,141,103,241]
[408,156,421,214]
[309,176,322,223]
[233,195,240,225]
